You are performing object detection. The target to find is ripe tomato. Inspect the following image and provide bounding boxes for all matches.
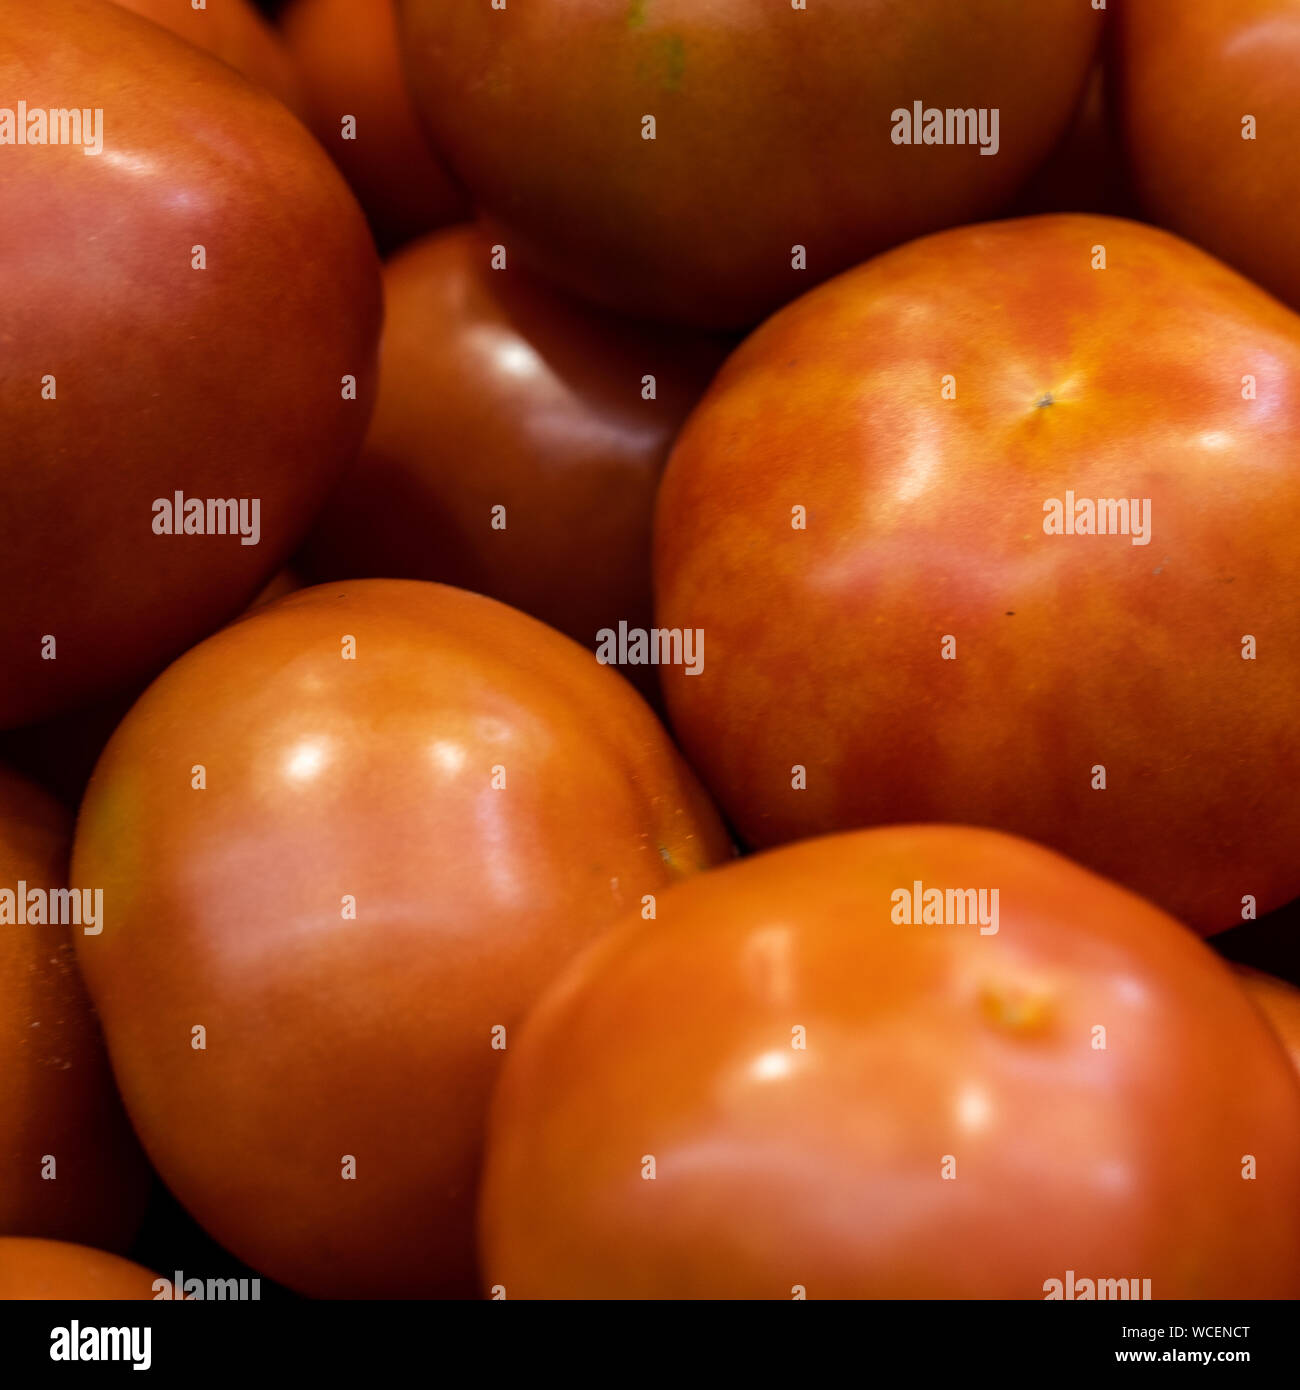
[655,215,1300,935]
[112,0,306,115]
[0,766,150,1251]
[480,826,1300,1299]
[1116,0,1300,313]
[282,0,467,251]
[395,0,1100,328]
[0,1239,159,1300]
[72,580,729,1297]
[1237,967,1300,1075]
[301,225,730,676]
[0,0,381,729]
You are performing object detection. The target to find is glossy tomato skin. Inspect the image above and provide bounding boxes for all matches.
[395,1,1100,328]
[480,826,1300,1299]
[1116,0,1300,313]
[112,0,306,115]
[0,0,381,729]
[0,1239,159,1300]
[300,226,731,668]
[282,0,467,251]
[655,215,1300,935]
[72,580,729,1298]
[0,766,151,1252]
[1237,968,1300,1075]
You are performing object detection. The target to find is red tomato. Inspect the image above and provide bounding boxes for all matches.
[0,0,381,729]
[71,580,729,1297]
[0,1239,159,1300]
[395,0,1100,328]
[1237,967,1300,1076]
[0,766,150,1251]
[655,215,1300,935]
[112,0,306,115]
[282,0,467,250]
[480,826,1300,1299]
[1116,0,1300,313]
[301,226,730,677]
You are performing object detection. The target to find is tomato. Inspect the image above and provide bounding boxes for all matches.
[112,0,306,115]
[0,1238,159,1300]
[395,0,1100,328]
[71,580,729,1297]
[1116,0,1300,313]
[282,0,467,251]
[1237,967,1300,1075]
[655,215,1300,935]
[0,766,150,1251]
[0,0,382,729]
[480,825,1300,1299]
[300,225,730,680]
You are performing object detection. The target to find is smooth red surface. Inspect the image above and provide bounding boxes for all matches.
[71,580,729,1298]
[301,226,730,665]
[480,826,1300,1299]
[396,0,1099,327]
[282,0,467,250]
[0,0,382,728]
[1238,967,1300,1075]
[0,766,150,1251]
[0,1239,159,1300]
[655,215,1300,935]
[1117,0,1300,312]
[113,0,306,115]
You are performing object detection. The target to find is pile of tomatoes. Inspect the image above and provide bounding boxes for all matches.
[2,0,1299,1302]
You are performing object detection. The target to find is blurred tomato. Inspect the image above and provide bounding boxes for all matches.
[396,0,1100,328]
[655,215,1300,935]
[282,0,467,250]
[0,766,150,1251]
[480,826,1300,1298]
[112,0,305,114]
[72,580,729,1297]
[1116,0,1300,313]
[0,1238,159,1300]
[1237,967,1300,1075]
[300,226,730,682]
[0,0,381,729]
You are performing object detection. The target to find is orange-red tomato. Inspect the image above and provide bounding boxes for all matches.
[1237,967,1300,1075]
[396,0,1100,328]
[282,0,467,250]
[0,766,150,1251]
[480,826,1300,1299]
[0,0,381,729]
[72,580,729,1297]
[1116,0,1300,313]
[0,1239,159,1300]
[112,0,306,115]
[301,226,730,670]
[655,215,1300,935]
